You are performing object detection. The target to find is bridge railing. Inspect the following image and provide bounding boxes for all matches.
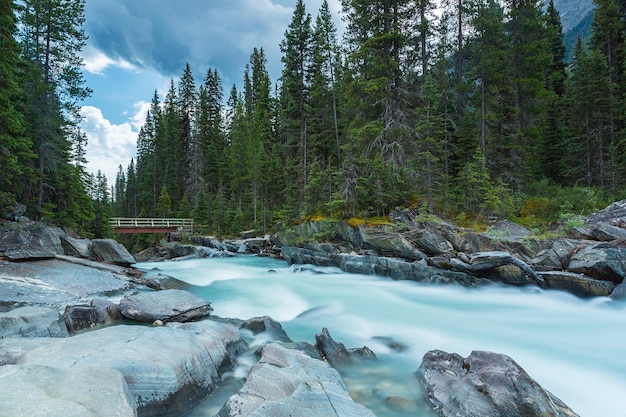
[109,218,194,230]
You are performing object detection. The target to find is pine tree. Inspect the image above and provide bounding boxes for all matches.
[17,0,92,218]
[279,0,313,211]
[0,0,33,214]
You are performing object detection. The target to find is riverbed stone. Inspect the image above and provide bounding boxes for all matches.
[62,298,123,334]
[119,289,212,323]
[0,306,69,338]
[216,342,377,417]
[417,349,579,417]
[18,321,246,417]
[0,365,136,417]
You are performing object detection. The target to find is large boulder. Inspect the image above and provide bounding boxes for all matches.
[216,343,377,417]
[0,259,137,310]
[406,229,454,256]
[90,239,136,266]
[60,236,92,258]
[18,321,246,417]
[363,230,426,260]
[0,365,136,417]
[0,230,55,261]
[540,271,616,298]
[0,306,69,338]
[566,243,626,284]
[119,289,213,323]
[241,316,293,343]
[417,349,579,417]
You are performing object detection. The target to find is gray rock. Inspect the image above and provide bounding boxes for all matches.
[407,229,454,256]
[586,199,626,227]
[541,271,616,298]
[19,321,246,417]
[0,365,136,417]
[119,289,213,323]
[0,337,54,365]
[142,272,189,290]
[241,316,292,343]
[0,230,55,261]
[469,251,546,287]
[0,259,136,309]
[60,236,92,258]
[610,283,626,300]
[0,306,69,338]
[315,327,352,367]
[417,349,579,417]
[63,299,123,334]
[363,231,426,260]
[216,343,377,417]
[589,222,626,241]
[566,244,626,284]
[91,239,136,266]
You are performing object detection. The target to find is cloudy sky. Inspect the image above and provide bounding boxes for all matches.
[80,0,344,183]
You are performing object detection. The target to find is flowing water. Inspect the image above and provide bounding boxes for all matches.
[135,255,626,417]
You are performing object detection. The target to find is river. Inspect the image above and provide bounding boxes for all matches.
[135,255,626,417]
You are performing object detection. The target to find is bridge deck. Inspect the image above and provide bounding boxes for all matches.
[109,218,194,234]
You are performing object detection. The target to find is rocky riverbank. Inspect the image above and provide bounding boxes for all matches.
[4,200,618,416]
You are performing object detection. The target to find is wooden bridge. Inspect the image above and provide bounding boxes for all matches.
[109,218,194,234]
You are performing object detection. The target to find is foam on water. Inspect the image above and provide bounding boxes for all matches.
[136,256,626,417]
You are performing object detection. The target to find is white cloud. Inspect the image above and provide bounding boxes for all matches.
[82,45,135,75]
[80,105,141,182]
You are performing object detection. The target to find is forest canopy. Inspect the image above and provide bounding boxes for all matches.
[3,0,625,238]
[113,0,626,235]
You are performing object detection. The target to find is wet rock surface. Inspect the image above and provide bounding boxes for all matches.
[417,349,580,417]
[14,321,246,417]
[216,343,377,417]
[119,289,213,323]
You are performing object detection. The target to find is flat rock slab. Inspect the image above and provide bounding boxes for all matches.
[18,321,246,417]
[417,349,579,417]
[0,259,136,310]
[217,343,376,417]
[0,365,135,417]
[0,306,69,338]
[119,289,213,323]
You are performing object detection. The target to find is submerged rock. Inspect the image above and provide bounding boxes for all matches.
[216,343,377,417]
[417,349,579,417]
[119,289,213,323]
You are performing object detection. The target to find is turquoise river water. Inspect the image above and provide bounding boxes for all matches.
[135,255,626,417]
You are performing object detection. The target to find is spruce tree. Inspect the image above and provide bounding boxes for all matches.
[0,0,33,214]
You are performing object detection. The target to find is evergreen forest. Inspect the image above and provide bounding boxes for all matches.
[1,0,110,236]
[3,0,626,238]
